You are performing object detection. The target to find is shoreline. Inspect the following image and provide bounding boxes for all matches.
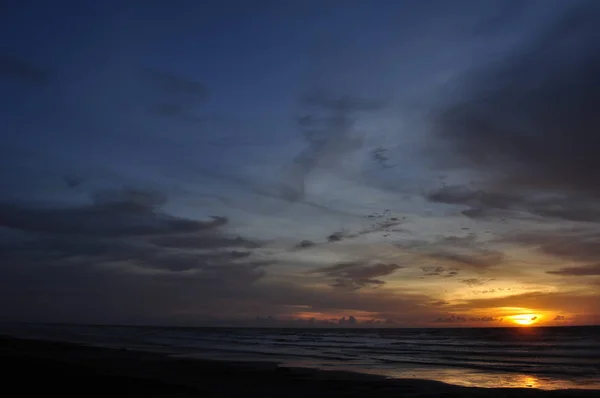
[2,335,599,397]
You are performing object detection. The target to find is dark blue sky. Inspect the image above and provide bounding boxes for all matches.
[1,0,599,327]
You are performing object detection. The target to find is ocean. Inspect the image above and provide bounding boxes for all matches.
[2,323,599,390]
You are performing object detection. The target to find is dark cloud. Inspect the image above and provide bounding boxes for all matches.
[371,147,395,169]
[0,188,222,236]
[431,2,600,222]
[253,315,364,327]
[63,175,84,189]
[554,315,566,321]
[0,249,438,324]
[434,314,467,323]
[502,229,600,275]
[397,233,502,271]
[0,188,438,324]
[425,185,519,219]
[295,240,316,249]
[450,291,600,314]
[548,264,600,276]
[428,249,504,269]
[426,185,517,209]
[507,230,600,263]
[460,278,488,287]
[429,300,449,307]
[437,234,477,246]
[151,234,259,250]
[0,54,50,85]
[251,315,403,328]
[327,231,344,242]
[426,185,600,222]
[314,261,403,290]
[0,255,266,325]
[292,211,404,250]
[337,315,358,325]
[469,315,502,322]
[0,187,270,324]
[420,266,458,277]
[435,314,502,323]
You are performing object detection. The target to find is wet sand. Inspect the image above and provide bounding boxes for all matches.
[1,335,598,397]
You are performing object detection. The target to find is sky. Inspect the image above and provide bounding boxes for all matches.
[1,0,600,327]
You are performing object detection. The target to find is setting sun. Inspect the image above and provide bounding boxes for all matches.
[510,314,540,326]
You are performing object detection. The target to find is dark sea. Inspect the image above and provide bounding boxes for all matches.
[2,323,599,390]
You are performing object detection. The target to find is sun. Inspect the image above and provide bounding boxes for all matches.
[510,314,540,326]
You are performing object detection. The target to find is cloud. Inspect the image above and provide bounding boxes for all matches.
[428,249,503,269]
[469,315,502,322]
[434,314,466,323]
[314,261,404,290]
[554,315,566,321]
[460,278,488,287]
[426,185,517,210]
[502,229,600,275]
[291,210,404,249]
[426,185,600,222]
[548,264,600,276]
[430,2,600,223]
[450,291,600,315]
[0,188,220,236]
[63,175,84,189]
[0,186,441,324]
[0,250,438,325]
[425,185,520,219]
[420,266,458,277]
[396,233,503,272]
[429,300,449,307]
[295,240,316,249]
[151,233,260,250]
[371,147,396,168]
[280,93,384,201]
[252,315,364,327]
[0,188,269,284]
[437,234,477,246]
[337,315,358,325]
[0,54,50,85]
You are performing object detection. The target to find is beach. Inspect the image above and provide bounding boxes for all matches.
[2,335,598,398]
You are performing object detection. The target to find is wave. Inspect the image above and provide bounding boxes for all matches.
[3,323,600,383]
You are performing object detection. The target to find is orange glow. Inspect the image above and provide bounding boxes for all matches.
[509,314,540,326]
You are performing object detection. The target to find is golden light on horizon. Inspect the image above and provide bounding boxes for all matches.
[509,314,540,326]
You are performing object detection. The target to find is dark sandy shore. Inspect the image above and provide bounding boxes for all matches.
[1,335,598,398]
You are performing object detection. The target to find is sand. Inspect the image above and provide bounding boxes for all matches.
[1,335,598,397]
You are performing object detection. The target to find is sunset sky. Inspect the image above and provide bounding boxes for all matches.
[1,0,599,327]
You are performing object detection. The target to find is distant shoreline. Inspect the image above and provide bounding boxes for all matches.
[1,335,598,397]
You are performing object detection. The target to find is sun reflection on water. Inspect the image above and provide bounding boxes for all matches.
[310,364,600,391]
